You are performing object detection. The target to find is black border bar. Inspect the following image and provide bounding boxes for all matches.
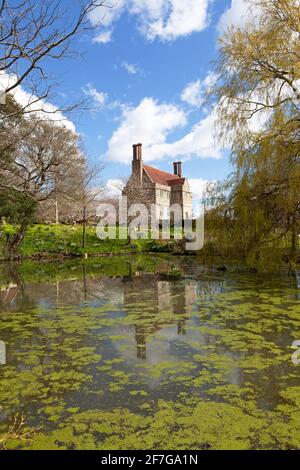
[0,450,298,464]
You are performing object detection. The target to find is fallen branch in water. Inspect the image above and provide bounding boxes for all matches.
[0,413,42,450]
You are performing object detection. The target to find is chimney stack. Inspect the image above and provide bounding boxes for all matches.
[133,143,143,161]
[137,143,142,160]
[177,161,182,177]
[133,144,138,161]
[132,143,143,184]
[173,161,182,178]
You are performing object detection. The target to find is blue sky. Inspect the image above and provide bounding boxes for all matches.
[78,0,234,192]
[2,0,250,201]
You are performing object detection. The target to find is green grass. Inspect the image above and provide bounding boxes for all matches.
[15,224,173,258]
[19,224,128,257]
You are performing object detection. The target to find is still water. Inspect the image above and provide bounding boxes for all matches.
[0,255,299,449]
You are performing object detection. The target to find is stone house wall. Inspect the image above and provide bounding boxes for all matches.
[122,143,193,223]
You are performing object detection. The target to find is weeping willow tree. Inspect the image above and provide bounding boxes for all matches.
[206,0,300,269]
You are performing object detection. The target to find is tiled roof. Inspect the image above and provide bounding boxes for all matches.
[143,165,185,187]
[167,177,186,186]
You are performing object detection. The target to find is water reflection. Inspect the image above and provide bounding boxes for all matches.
[0,258,299,413]
[0,283,18,306]
[0,340,5,365]
[13,273,201,363]
[124,277,196,360]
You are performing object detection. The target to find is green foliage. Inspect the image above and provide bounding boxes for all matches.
[0,190,37,256]
[0,190,36,225]
[0,260,299,449]
[0,224,180,259]
[204,0,300,269]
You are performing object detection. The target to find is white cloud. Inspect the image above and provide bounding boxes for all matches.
[89,0,125,44]
[106,97,222,164]
[93,30,113,44]
[90,0,211,42]
[218,0,254,32]
[181,80,203,107]
[189,178,212,215]
[189,177,210,198]
[130,0,211,41]
[156,109,222,160]
[89,0,126,28]
[106,97,187,163]
[105,178,125,197]
[0,71,76,132]
[92,179,125,202]
[82,83,107,109]
[181,71,217,107]
[188,178,216,217]
[121,61,140,75]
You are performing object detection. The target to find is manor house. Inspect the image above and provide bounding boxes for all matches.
[122,143,193,221]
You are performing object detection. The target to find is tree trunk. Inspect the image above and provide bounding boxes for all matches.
[55,197,59,225]
[8,224,27,256]
[291,216,297,256]
[82,206,87,249]
[82,263,87,301]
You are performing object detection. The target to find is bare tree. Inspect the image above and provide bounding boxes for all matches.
[0,0,109,116]
[1,116,80,201]
[109,177,126,194]
[0,117,83,252]
[66,160,105,249]
[0,0,110,210]
[0,1,110,256]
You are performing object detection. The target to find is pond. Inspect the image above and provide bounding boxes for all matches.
[0,255,299,450]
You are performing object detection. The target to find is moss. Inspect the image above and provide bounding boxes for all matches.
[0,258,299,449]
[4,395,300,450]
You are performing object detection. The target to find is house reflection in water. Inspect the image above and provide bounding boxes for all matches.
[0,283,19,309]
[123,276,197,360]
[0,340,6,365]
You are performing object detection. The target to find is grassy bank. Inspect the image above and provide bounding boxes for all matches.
[0,224,174,260]
[1,224,298,272]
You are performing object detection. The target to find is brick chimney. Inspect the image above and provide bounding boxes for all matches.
[173,161,182,177]
[132,143,143,184]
